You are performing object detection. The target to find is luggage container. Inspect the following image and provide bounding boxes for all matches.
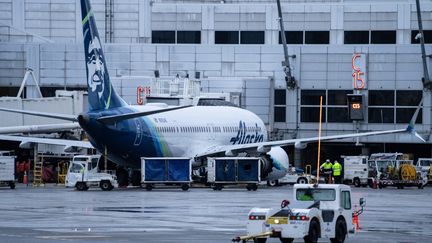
[141,157,192,191]
[207,157,261,191]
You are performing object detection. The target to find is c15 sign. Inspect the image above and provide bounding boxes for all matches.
[352,53,367,90]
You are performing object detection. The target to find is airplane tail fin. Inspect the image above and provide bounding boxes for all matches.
[80,0,126,111]
[406,98,426,142]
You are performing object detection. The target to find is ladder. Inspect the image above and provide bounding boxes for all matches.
[33,158,43,187]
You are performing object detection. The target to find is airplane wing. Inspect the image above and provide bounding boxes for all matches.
[196,100,425,158]
[0,123,81,134]
[0,107,77,121]
[195,127,408,158]
[0,135,93,150]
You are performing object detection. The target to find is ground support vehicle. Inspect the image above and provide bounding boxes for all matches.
[272,165,316,186]
[416,158,432,184]
[66,155,118,191]
[234,184,365,243]
[141,157,192,191]
[207,157,260,191]
[0,152,15,189]
[342,156,368,187]
[368,153,426,189]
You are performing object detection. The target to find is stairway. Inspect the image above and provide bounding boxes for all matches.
[33,159,43,187]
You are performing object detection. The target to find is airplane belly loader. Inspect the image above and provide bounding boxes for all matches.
[0,153,15,189]
[65,155,118,191]
[234,184,365,243]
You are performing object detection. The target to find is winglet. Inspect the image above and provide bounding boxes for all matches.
[406,98,426,142]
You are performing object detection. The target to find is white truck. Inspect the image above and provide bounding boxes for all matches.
[234,184,365,243]
[416,158,432,183]
[0,151,15,189]
[342,155,369,187]
[274,165,316,186]
[65,155,118,191]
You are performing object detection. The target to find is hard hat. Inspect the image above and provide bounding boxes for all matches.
[326,159,330,162]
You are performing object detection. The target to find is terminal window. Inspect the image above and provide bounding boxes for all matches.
[215,31,239,44]
[305,31,330,44]
[300,90,326,122]
[177,31,201,44]
[344,31,369,44]
[327,90,352,123]
[368,90,422,124]
[240,31,264,44]
[396,90,422,123]
[371,31,396,44]
[152,31,175,43]
[279,31,303,44]
[411,30,432,44]
[274,89,286,122]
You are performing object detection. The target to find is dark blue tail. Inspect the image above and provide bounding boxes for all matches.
[80,0,126,111]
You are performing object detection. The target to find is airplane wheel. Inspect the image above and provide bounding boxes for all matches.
[116,167,128,187]
[131,170,141,186]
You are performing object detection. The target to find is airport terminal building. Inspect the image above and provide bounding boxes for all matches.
[0,0,432,165]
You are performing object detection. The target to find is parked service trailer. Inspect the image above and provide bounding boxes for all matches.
[207,157,261,191]
[0,153,15,189]
[141,157,192,191]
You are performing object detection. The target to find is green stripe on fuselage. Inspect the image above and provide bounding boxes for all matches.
[82,10,92,25]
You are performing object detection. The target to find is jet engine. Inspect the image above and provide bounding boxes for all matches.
[260,146,289,181]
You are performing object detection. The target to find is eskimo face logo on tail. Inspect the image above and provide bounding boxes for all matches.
[86,36,105,99]
[230,121,264,145]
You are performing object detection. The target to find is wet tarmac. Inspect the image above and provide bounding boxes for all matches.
[0,184,431,242]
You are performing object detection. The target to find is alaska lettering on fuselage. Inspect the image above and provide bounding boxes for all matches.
[230,121,264,145]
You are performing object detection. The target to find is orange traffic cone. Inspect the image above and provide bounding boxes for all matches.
[352,213,360,230]
[23,171,28,186]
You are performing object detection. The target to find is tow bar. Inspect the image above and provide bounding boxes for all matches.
[232,231,274,242]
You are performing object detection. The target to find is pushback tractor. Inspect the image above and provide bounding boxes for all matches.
[234,184,365,243]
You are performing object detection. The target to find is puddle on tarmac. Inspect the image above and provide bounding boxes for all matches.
[92,206,162,213]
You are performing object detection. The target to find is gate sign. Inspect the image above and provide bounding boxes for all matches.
[352,53,367,90]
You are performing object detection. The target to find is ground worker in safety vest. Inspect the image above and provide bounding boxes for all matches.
[320,159,333,184]
[332,160,342,184]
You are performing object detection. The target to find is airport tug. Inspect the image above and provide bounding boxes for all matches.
[233,184,365,243]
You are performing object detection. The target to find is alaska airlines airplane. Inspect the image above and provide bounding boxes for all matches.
[0,0,423,184]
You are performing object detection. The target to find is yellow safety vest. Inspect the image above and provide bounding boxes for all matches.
[332,162,342,176]
[323,162,332,170]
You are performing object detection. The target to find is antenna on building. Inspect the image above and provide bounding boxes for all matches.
[276,0,297,89]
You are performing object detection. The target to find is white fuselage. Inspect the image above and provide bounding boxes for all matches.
[131,105,268,158]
